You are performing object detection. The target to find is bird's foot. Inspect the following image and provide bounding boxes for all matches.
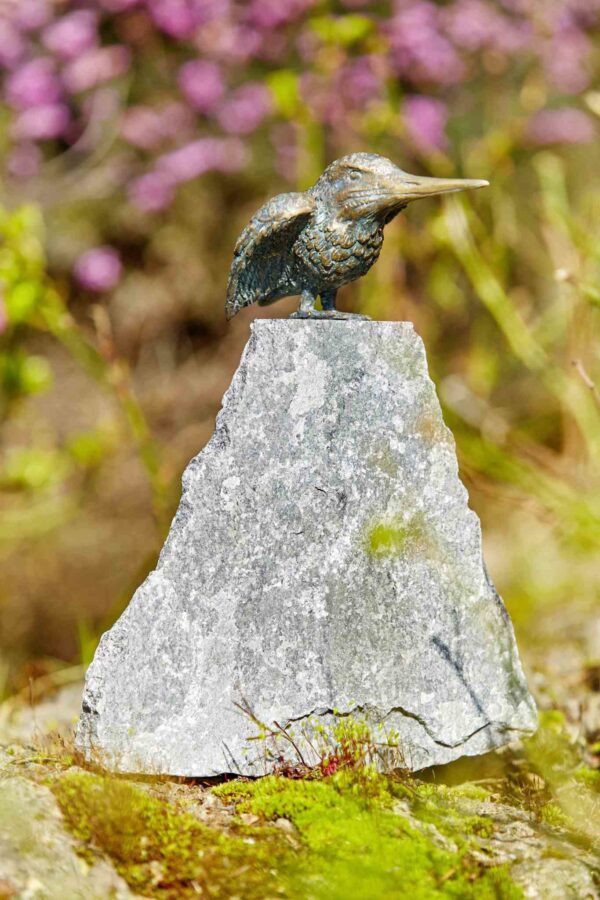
[289,309,371,321]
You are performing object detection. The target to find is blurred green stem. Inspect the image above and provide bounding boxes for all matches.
[39,294,168,528]
[441,200,600,462]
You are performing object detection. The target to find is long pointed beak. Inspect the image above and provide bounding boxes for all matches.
[395,172,489,201]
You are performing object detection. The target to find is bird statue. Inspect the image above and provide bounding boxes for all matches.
[225,153,488,320]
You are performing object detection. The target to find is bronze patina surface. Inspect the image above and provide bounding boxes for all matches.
[226,153,487,320]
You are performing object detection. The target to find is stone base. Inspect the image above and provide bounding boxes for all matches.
[77,320,537,775]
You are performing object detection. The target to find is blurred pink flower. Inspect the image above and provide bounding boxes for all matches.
[245,0,315,29]
[7,142,42,179]
[63,46,131,93]
[564,0,600,28]
[161,102,195,137]
[14,0,51,32]
[442,0,499,50]
[387,3,466,86]
[196,23,263,65]
[157,137,246,182]
[122,106,167,149]
[404,95,448,152]
[11,103,70,140]
[0,19,27,69]
[42,10,98,60]
[443,0,531,56]
[542,29,592,94]
[148,0,203,39]
[177,60,224,114]
[5,58,62,109]
[341,56,382,108]
[74,247,122,292]
[128,171,176,212]
[217,83,272,134]
[122,102,193,149]
[525,108,595,145]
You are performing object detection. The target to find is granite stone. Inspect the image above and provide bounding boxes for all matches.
[77,319,537,775]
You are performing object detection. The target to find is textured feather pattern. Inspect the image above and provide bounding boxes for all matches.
[295,216,383,289]
[225,192,315,319]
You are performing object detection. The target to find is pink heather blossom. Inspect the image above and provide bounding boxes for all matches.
[148,0,202,39]
[542,29,592,94]
[245,0,315,29]
[160,102,195,138]
[7,142,42,179]
[525,108,595,145]
[74,247,122,292]
[0,19,27,69]
[442,0,531,56]
[156,138,246,182]
[387,4,466,86]
[11,103,70,141]
[177,60,224,114]
[156,140,223,182]
[565,0,600,28]
[217,83,272,135]
[442,0,499,51]
[340,56,382,108]
[5,58,62,110]
[122,103,193,149]
[404,95,449,152]
[14,0,51,31]
[128,171,176,212]
[122,106,168,149]
[63,46,131,93]
[42,10,98,61]
[196,22,263,65]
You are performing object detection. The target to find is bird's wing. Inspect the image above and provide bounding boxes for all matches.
[225,192,315,319]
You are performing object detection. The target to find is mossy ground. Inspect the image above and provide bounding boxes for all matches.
[51,772,284,898]
[48,764,520,900]
[2,680,599,899]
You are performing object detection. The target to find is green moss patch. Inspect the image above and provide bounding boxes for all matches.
[52,772,284,899]
[49,764,523,900]
[366,513,431,557]
[226,773,522,899]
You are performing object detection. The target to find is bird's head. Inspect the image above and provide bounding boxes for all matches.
[314,153,488,223]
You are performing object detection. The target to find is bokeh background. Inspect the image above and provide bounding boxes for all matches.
[0,0,598,744]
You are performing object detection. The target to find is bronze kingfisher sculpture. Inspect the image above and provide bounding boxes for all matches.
[225,152,488,320]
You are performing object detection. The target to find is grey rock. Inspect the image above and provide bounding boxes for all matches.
[77,320,537,776]
[0,771,133,899]
[512,858,599,900]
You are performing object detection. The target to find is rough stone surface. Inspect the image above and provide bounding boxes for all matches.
[0,759,133,899]
[77,320,537,776]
